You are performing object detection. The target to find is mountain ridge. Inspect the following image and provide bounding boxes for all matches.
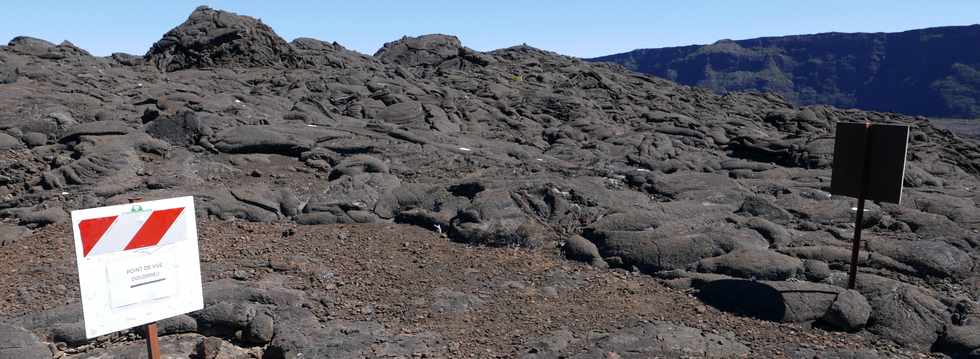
[590,24,980,118]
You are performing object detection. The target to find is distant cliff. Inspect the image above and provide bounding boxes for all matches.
[590,25,980,118]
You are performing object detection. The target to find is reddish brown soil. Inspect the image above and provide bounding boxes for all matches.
[0,220,936,358]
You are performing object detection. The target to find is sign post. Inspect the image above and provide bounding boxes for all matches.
[830,123,910,289]
[70,196,202,356]
[145,322,161,359]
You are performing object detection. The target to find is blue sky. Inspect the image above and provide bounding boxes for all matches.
[2,1,978,58]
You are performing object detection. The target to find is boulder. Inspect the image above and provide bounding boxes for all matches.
[728,136,827,168]
[449,189,543,247]
[780,245,915,275]
[12,304,87,345]
[738,195,793,223]
[588,225,768,273]
[307,173,401,213]
[6,36,55,55]
[374,184,464,222]
[230,185,302,217]
[213,125,314,156]
[58,120,132,143]
[744,217,791,246]
[868,238,973,278]
[904,164,943,187]
[936,323,980,358]
[803,259,832,281]
[157,315,198,336]
[562,235,607,267]
[696,279,870,330]
[694,249,804,280]
[21,132,47,147]
[17,207,67,227]
[891,207,969,239]
[328,155,390,180]
[0,132,23,150]
[375,34,463,67]
[0,224,30,247]
[822,289,872,331]
[827,273,950,350]
[192,301,256,337]
[110,52,144,66]
[145,111,209,146]
[201,190,281,222]
[188,279,305,345]
[0,323,51,359]
[904,191,980,224]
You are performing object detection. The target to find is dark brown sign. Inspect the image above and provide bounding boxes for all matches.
[830,122,910,204]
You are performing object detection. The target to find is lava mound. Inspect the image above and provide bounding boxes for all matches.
[375,34,465,67]
[145,6,299,71]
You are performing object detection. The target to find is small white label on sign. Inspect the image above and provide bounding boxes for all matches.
[106,250,177,309]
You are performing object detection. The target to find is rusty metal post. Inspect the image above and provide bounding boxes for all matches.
[145,322,161,359]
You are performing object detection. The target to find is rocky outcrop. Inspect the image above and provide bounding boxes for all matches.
[2,6,980,356]
[695,278,871,331]
[568,321,750,358]
[145,6,300,71]
[0,323,51,359]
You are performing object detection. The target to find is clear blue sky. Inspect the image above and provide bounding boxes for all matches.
[2,1,978,58]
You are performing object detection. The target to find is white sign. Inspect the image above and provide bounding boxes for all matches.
[71,196,203,339]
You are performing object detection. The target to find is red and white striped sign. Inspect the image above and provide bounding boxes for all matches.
[71,196,202,339]
[78,207,188,257]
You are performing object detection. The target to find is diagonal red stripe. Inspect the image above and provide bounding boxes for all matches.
[124,207,184,251]
[79,216,118,257]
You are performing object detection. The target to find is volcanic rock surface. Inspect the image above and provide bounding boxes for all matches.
[3,6,980,358]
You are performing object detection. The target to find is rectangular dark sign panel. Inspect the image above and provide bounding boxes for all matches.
[830,122,910,204]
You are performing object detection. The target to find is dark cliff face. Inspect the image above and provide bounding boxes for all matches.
[590,25,980,118]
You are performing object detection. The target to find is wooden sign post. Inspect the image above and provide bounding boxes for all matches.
[830,122,910,289]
